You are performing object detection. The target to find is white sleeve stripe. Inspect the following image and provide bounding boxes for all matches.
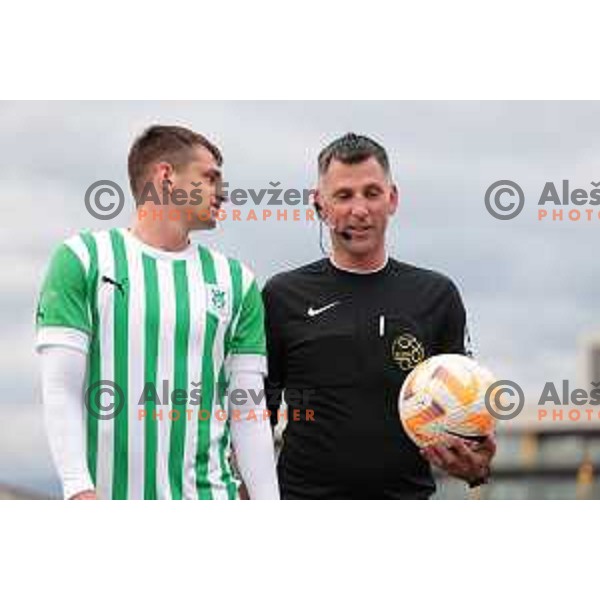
[228,262,256,343]
[226,354,267,376]
[64,235,90,275]
[240,262,254,298]
[36,327,90,354]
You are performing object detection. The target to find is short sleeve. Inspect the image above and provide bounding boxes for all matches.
[432,279,467,356]
[229,277,267,357]
[36,243,91,336]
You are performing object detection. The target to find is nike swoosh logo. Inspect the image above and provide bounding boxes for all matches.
[307,301,340,317]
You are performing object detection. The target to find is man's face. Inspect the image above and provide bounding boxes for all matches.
[169,145,224,230]
[317,157,398,255]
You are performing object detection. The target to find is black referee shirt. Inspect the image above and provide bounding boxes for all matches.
[262,257,467,499]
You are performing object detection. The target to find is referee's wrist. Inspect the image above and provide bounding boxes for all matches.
[467,467,491,488]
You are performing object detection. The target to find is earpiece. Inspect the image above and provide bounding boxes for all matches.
[314,201,324,220]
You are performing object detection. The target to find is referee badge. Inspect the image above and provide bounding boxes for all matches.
[391,333,425,371]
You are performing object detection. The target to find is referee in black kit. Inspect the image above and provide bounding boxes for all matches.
[262,133,495,500]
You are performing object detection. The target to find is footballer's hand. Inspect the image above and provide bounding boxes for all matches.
[420,435,496,485]
[69,490,98,500]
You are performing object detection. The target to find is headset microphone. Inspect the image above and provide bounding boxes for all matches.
[315,202,352,241]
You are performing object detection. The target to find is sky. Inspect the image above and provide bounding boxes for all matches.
[1,101,599,496]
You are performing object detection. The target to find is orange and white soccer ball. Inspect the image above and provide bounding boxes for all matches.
[398,354,497,448]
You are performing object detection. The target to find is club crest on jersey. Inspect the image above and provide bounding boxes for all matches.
[391,333,425,371]
[206,285,230,319]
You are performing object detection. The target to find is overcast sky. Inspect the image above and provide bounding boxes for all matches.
[1,101,599,495]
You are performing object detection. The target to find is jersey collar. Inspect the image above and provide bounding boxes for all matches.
[121,228,198,260]
[328,253,389,275]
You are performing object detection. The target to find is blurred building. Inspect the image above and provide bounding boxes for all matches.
[0,484,47,500]
[435,417,600,499]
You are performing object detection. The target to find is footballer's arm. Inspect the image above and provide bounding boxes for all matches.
[39,333,97,499]
[228,361,279,500]
[226,268,279,500]
[36,242,97,499]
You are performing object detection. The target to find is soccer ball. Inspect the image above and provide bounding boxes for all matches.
[398,354,497,448]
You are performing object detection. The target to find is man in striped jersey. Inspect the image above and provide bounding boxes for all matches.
[36,125,279,499]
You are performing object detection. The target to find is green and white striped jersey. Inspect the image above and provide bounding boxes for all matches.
[36,227,267,500]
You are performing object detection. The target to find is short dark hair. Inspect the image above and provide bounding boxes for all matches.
[128,125,223,200]
[318,132,390,176]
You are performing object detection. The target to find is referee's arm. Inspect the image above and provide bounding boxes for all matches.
[433,279,468,356]
[427,278,495,486]
[262,281,286,429]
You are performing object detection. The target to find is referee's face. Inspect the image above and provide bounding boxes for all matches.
[317,157,398,257]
